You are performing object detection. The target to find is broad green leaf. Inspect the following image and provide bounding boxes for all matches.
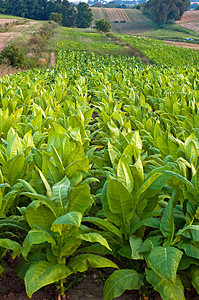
[83,217,123,240]
[176,225,199,242]
[101,180,126,229]
[60,234,82,257]
[179,255,199,270]
[0,219,29,232]
[32,148,42,169]
[161,171,197,199]
[51,211,82,235]
[107,179,133,220]
[117,156,134,192]
[190,267,199,294]
[76,244,111,255]
[108,141,120,166]
[79,233,111,251]
[65,157,89,179]
[6,128,22,159]
[37,168,53,199]
[42,152,62,187]
[177,241,199,260]
[147,246,183,283]
[130,156,144,190]
[22,226,56,259]
[67,254,118,273]
[26,201,56,230]
[130,217,160,234]
[160,191,175,245]
[68,184,92,214]
[51,146,65,176]
[25,261,71,297]
[1,183,21,216]
[3,154,25,185]
[146,269,185,300]
[139,236,163,255]
[0,238,21,258]
[129,235,143,260]
[19,179,37,194]
[21,192,59,218]
[104,269,144,300]
[52,177,70,213]
[22,131,35,149]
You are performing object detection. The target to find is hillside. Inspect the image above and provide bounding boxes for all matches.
[91,8,156,34]
[176,10,199,34]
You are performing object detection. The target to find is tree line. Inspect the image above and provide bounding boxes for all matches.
[143,0,190,25]
[0,0,93,28]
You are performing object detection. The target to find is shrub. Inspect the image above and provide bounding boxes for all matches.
[49,12,63,25]
[0,44,25,68]
[95,19,111,33]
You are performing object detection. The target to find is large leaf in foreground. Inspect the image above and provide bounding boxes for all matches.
[146,269,185,300]
[22,227,56,259]
[79,233,111,251]
[67,254,118,273]
[107,179,133,220]
[25,261,71,297]
[147,246,183,283]
[104,269,144,300]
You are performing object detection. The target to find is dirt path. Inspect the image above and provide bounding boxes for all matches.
[164,40,199,50]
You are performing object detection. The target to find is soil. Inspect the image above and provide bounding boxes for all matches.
[0,255,198,300]
[176,11,199,34]
[176,11,199,23]
[164,40,199,50]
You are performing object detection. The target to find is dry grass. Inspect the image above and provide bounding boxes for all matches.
[0,64,23,77]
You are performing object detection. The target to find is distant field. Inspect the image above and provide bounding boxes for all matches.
[176,10,199,34]
[91,8,156,34]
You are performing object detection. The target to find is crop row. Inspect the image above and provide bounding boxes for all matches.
[0,49,198,299]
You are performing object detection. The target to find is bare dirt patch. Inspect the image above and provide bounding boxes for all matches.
[164,40,199,50]
[176,11,199,33]
[0,19,18,25]
[0,32,21,51]
[176,10,199,23]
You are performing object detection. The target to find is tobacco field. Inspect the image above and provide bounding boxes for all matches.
[0,33,199,299]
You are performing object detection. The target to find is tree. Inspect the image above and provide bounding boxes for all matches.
[49,12,63,24]
[95,19,111,32]
[76,2,93,28]
[143,0,190,25]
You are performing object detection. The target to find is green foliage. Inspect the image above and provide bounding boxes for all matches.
[143,0,190,25]
[76,2,93,28]
[0,32,198,299]
[0,44,25,68]
[49,12,63,25]
[95,19,111,33]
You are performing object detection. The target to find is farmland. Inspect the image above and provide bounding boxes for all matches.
[91,8,156,34]
[0,14,199,300]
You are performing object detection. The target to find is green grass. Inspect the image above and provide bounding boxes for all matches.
[48,26,129,56]
[142,24,199,42]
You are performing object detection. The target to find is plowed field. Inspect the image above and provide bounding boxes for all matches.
[176,10,199,34]
[103,8,131,22]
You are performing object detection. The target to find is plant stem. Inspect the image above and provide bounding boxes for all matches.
[60,279,66,300]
